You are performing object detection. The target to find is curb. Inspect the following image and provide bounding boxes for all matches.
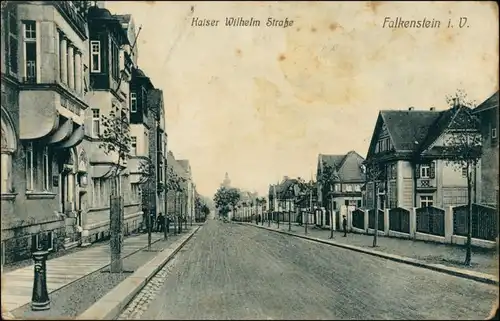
[77,226,201,320]
[239,222,499,286]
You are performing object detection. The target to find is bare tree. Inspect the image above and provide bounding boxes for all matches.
[365,161,383,247]
[442,90,482,266]
[98,104,131,273]
[318,162,340,239]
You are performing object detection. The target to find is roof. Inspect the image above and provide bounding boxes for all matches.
[473,91,499,114]
[167,151,188,180]
[320,154,346,169]
[177,160,191,176]
[318,151,365,181]
[114,14,131,25]
[380,110,441,151]
[367,105,480,160]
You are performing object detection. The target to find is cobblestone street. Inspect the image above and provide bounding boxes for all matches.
[120,219,498,320]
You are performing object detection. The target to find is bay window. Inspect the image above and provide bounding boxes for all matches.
[130,92,137,112]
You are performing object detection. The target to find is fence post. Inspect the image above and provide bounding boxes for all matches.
[346,207,352,232]
[409,207,417,239]
[331,209,337,231]
[384,209,390,235]
[364,209,369,233]
[444,206,454,244]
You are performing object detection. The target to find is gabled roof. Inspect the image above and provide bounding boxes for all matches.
[318,151,365,181]
[367,105,480,160]
[167,151,188,180]
[177,160,191,177]
[473,91,499,114]
[319,154,346,170]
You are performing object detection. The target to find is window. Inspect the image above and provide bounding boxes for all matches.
[92,109,100,137]
[461,166,468,178]
[492,128,497,139]
[90,40,101,72]
[130,92,137,112]
[4,4,19,74]
[420,165,430,178]
[130,136,137,156]
[110,40,119,80]
[420,195,433,207]
[42,146,50,191]
[23,21,37,83]
[345,184,353,192]
[334,184,340,192]
[354,184,361,192]
[25,142,34,191]
[1,153,11,194]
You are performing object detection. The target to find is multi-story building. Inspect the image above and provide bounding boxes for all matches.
[128,67,154,219]
[268,177,297,220]
[364,105,481,210]
[316,151,365,212]
[166,151,189,221]
[80,5,142,245]
[144,88,167,218]
[472,91,499,207]
[178,160,195,223]
[1,1,92,265]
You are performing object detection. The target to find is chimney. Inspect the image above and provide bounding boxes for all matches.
[430,107,436,111]
[408,107,415,111]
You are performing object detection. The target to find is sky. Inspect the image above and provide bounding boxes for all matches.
[105,1,498,198]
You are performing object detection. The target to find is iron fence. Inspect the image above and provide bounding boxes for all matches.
[389,207,410,234]
[416,206,445,236]
[453,204,498,241]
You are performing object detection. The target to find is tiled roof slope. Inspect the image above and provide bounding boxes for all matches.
[473,91,499,114]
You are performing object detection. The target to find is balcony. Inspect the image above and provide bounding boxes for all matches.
[52,1,89,40]
[416,178,437,191]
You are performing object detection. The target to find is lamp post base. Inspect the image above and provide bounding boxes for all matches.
[31,301,50,311]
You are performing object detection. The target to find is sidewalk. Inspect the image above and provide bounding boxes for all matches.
[256,222,498,276]
[1,231,166,314]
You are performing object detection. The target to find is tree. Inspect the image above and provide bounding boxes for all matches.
[98,104,131,273]
[364,161,383,247]
[99,104,131,195]
[213,186,241,220]
[442,89,482,266]
[318,162,340,239]
[294,177,315,235]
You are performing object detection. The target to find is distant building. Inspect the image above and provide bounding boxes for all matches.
[221,172,231,188]
[316,151,365,212]
[472,91,499,207]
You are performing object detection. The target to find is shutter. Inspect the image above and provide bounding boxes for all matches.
[415,164,420,178]
[430,162,436,179]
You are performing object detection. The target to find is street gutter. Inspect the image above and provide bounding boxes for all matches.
[239,222,499,286]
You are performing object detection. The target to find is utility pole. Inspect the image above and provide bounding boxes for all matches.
[329,198,334,239]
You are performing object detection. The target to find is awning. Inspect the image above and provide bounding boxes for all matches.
[130,173,148,184]
[57,125,85,149]
[91,164,128,178]
[47,118,73,145]
[91,164,115,178]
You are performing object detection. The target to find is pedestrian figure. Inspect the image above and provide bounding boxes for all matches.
[342,215,347,237]
[157,213,165,233]
[166,215,170,233]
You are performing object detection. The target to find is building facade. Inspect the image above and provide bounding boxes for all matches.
[364,106,481,210]
[473,91,499,207]
[316,151,365,212]
[1,1,93,265]
[178,160,195,223]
